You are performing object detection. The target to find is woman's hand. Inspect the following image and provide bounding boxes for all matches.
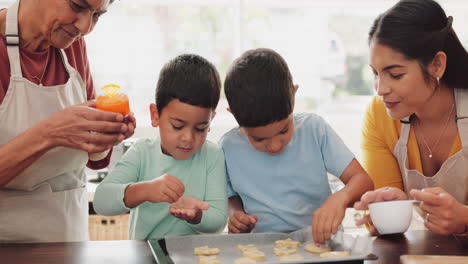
[41,101,132,153]
[353,187,408,234]
[169,196,209,224]
[354,187,408,211]
[123,112,136,140]
[312,192,347,244]
[411,187,468,235]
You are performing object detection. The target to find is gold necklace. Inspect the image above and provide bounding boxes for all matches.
[21,47,50,85]
[415,103,455,159]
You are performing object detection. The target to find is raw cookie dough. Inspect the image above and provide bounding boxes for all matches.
[199,255,220,264]
[194,246,220,256]
[273,247,297,256]
[243,250,266,261]
[234,257,257,264]
[304,243,331,254]
[238,244,258,252]
[279,254,304,261]
[319,251,350,258]
[274,238,300,248]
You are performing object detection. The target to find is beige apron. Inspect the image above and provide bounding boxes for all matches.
[0,0,89,242]
[394,88,468,218]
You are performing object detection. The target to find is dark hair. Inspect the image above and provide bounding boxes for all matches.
[369,0,468,88]
[155,54,221,114]
[224,48,294,127]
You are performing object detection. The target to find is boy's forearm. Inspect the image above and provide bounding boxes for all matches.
[228,196,245,216]
[124,182,149,208]
[338,172,374,207]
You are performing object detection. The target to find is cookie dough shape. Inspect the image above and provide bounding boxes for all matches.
[273,247,297,256]
[194,246,220,256]
[234,257,257,264]
[238,244,258,252]
[319,251,351,258]
[243,250,266,262]
[304,243,331,254]
[279,254,304,261]
[275,238,300,248]
[198,255,220,264]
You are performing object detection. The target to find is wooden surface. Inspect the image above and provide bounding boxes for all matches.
[365,231,468,263]
[401,255,468,264]
[0,231,466,264]
[0,240,156,264]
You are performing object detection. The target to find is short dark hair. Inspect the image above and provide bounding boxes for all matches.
[369,0,468,88]
[155,54,221,114]
[224,48,294,127]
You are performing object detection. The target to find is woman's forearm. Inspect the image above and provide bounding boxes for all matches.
[0,121,53,187]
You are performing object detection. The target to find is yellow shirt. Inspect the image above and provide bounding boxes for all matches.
[361,96,461,190]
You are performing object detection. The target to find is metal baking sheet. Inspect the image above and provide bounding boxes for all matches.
[158,227,377,264]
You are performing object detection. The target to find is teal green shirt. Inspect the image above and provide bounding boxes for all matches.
[93,138,228,240]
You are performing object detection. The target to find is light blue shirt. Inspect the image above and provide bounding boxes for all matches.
[219,113,354,233]
[93,138,228,240]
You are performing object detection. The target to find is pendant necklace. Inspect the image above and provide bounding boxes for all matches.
[416,103,455,159]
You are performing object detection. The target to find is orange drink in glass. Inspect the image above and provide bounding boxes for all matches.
[96,84,130,116]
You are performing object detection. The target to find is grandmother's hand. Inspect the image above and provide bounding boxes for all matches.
[123,112,136,140]
[411,187,468,235]
[41,101,131,153]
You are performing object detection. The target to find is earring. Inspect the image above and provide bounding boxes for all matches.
[436,76,440,85]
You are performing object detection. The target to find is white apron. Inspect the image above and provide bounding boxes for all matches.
[0,0,89,242]
[394,88,468,221]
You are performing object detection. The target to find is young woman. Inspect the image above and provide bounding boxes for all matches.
[354,0,468,236]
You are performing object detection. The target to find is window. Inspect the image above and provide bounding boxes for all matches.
[2,0,468,161]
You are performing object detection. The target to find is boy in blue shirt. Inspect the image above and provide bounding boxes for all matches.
[94,54,227,240]
[220,48,374,244]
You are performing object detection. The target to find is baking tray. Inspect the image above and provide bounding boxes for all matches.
[148,227,377,264]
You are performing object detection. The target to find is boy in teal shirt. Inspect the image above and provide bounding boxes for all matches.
[94,54,227,240]
[220,48,374,244]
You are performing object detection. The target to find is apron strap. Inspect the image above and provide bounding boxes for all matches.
[58,48,74,77]
[5,0,22,78]
[455,88,468,148]
[398,116,412,147]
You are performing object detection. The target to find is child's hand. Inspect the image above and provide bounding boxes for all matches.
[228,210,258,233]
[312,193,347,244]
[169,196,209,224]
[145,174,185,203]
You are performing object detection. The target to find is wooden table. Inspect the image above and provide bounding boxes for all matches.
[365,230,467,263]
[0,240,156,264]
[0,231,466,264]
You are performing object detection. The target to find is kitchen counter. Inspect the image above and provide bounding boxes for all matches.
[1,231,466,264]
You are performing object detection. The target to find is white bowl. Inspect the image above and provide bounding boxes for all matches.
[369,200,414,235]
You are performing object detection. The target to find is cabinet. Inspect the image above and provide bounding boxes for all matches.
[88,213,129,241]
